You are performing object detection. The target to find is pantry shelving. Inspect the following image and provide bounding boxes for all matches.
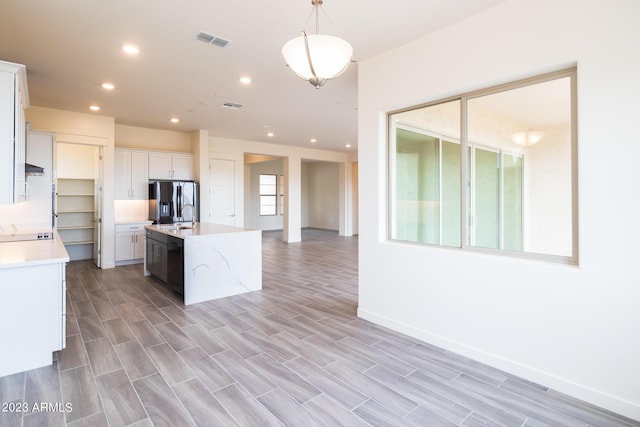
[56,178,95,261]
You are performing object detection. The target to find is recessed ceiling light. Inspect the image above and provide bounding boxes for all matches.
[101,82,115,90]
[345,144,351,148]
[310,138,317,143]
[122,43,139,55]
[170,117,180,124]
[266,132,274,137]
[89,105,100,112]
[239,76,252,85]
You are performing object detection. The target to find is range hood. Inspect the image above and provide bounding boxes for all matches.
[25,162,45,176]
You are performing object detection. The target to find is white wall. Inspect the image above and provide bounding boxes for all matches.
[301,164,309,228]
[306,162,340,230]
[358,0,640,420]
[352,162,358,235]
[245,159,284,231]
[526,126,572,256]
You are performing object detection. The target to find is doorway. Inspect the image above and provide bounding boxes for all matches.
[209,153,243,227]
[55,141,104,266]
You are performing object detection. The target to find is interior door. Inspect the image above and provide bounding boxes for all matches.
[209,158,236,226]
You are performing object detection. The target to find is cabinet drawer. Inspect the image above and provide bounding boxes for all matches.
[116,223,149,233]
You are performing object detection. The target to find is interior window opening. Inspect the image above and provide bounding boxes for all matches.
[388,69,577,263]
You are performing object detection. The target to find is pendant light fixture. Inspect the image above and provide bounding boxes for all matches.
[511,130,545,147]
[282,0,353,89]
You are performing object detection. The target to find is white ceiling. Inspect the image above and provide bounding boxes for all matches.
[0,0,506,152]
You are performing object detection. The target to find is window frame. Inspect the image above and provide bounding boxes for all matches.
[279,175,284,216]
[259,174,278,216]
[387,68,578,265]
[389,123,462,247]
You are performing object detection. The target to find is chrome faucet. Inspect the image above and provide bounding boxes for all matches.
[180,203,196,227]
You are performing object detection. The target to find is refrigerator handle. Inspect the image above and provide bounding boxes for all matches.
[177,184,182,220]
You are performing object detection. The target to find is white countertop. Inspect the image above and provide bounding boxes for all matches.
[116,220,153,225]
[145,222,258,239]
[0,232,70,269]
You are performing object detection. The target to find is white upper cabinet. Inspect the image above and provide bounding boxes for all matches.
[148,152,171,179]
[148,152,193,180]
[0,60,29,205]
[171,154,194,180]
[115,149,148,200]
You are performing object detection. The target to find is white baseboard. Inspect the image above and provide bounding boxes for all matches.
[357,307,640,422]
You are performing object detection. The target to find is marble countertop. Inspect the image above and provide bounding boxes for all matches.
[0,232,70,269]
[145,222,257,239]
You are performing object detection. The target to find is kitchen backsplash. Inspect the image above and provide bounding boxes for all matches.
[0,200,53,232]
[114,199,148,223]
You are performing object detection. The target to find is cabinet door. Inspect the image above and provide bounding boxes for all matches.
[0,263,63,377]
[0,62,27,205]
[148,153,172,179]
[134,231,146,259]
[13,77,26,203]
[114,150,132,199]
[172,154,194,180]
[0,70,15,204]
[155,242,168,282]
[130,151,149,199]
[115,231,134,261]
[147,240,167,281]
[146,238,156,275]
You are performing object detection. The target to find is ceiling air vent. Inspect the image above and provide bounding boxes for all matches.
[221,102,243,110]
[196,31,231,48]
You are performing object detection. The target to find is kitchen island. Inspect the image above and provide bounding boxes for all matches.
[144,223,261,305]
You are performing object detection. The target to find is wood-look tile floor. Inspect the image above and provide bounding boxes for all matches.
[1,229,637,427]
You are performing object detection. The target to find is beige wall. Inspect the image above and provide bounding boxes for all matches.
[115,124,192,152]
[56,143,100,179]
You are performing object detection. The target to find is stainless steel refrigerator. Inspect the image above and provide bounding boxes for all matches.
[148,180,199,224]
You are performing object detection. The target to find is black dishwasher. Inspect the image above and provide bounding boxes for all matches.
[167,235,184,295]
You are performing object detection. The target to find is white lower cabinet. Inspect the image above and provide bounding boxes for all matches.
[0,262,66,377]
[115,222,150,265]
